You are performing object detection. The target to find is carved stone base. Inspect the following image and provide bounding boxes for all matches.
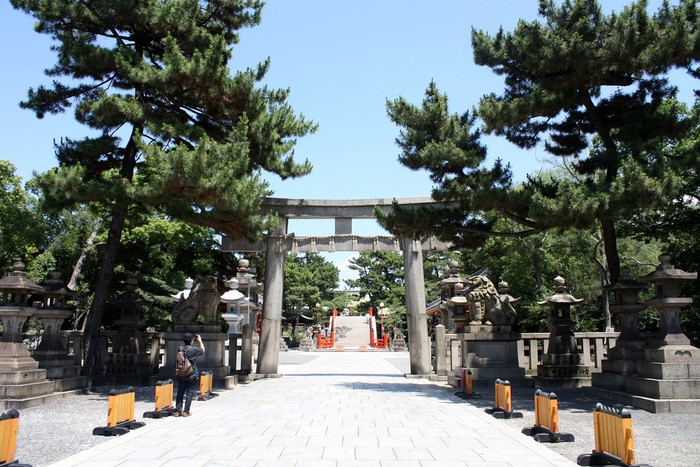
[645,344,700,363]
[103,352,153,385]
[298,337,315,352]
[536,353,592,388]
[459,334,527,387]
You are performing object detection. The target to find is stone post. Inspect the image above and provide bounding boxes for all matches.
[241,324,253,378]
[402,237,430,375]
[434,324,447,377]
[257,230,286,376]
[228,333,241,374]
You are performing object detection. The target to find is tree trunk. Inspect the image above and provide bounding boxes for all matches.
[592,233,612,330]
[82,202,129,387]
[599,217,621,285]
[82,126,140,387]
[68,216,103,291]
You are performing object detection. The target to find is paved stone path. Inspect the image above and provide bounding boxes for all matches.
[50,351,575,466]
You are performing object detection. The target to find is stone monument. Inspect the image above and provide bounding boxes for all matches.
[459,273,526,387]
[103,276,153,385]
[593,255,700,412]
[32,272,85,391]
[0,261,55,408]
[435,262,525,388]
[536,276,592,388]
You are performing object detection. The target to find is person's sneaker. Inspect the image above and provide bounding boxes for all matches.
[173,411,182,417]
[182,411,191,417]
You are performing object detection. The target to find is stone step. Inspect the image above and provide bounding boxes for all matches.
[334,316,371,347]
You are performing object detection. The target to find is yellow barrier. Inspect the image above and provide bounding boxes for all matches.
[198,371,219,401]
[495,379,512,412]
[577,403,648,466]
[155,380,174,411]
[463,369,473,395]
[143,380,176,418]
[536,389,559,432]
[93,387,146,436]
[107,388,135,427]
[0,409,19,465]
[485,379,522,419]
[522,389,574,443]
[455,368,480,399]
[200,372,212,396]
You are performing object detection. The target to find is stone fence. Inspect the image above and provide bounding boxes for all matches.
[440,331,620,376]
[56,330,249,379]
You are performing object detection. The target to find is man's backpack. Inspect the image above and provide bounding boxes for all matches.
[175,346,193,378]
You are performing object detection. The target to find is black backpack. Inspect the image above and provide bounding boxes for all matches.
[175,346,193,378]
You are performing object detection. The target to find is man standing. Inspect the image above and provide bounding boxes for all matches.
[174,332,205,417]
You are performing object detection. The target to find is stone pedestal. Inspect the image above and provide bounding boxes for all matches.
[163,325,230,379]
[460,325,527,387]
[0,307,56,409]
[33,309,85,391]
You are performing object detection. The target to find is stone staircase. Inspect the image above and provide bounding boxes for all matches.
[333,316,371,349]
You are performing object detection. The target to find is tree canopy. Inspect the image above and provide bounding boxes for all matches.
[381,0,700,287]
[12,0,316,383]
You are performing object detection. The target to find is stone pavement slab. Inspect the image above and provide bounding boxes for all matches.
[49,351,576,466]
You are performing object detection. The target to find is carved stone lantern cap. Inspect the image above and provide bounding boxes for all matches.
[171,277,194,301]
[638,254,697,283]
[447,282,469,305]
[538,275,583,305]
[605,268,649,291]
[447,259,459,273]
[0,260,44,294]
[44,271,76,297]
[113,276,144,303]
[498,280,521,304]
[221,277,245,303]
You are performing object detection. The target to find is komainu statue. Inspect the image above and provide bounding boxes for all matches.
[466,275,517,326]
[172,276,220,325]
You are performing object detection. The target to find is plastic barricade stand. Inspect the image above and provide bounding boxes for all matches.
[455,368,480,399]
[197,371,219,401]
[577,403,651,467]
[522,389,574,443]
[0,409,31,467]
[484,379,523,419]
[143,379,177,418]
[93,387,146,436]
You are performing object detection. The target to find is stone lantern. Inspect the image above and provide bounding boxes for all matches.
[536,276,592,387]
[235,259,259,329]
[591,257,700,412]
[605,268,648,364]
[0,261,55,406]
[31,272,84,391]
[437,260,468,332]
[638,254,698,362]
[103,276,152,385]
[221,278,246,334]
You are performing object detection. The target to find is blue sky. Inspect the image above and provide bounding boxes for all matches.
[0,0,687,285]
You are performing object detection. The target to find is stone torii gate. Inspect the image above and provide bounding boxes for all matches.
[221,196,452,377]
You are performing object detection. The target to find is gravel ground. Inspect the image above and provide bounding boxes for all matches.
[12,380,700,467]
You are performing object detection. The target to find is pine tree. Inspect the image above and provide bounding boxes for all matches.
[382,0,699,287]
[12,0,317,384]
[472,0,699,283]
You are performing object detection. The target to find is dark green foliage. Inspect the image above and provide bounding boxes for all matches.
[12,0,316,383]
[0,162,48,273]
[472,0,699,283]
[381,82,532,247]
[283,253,340,318]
